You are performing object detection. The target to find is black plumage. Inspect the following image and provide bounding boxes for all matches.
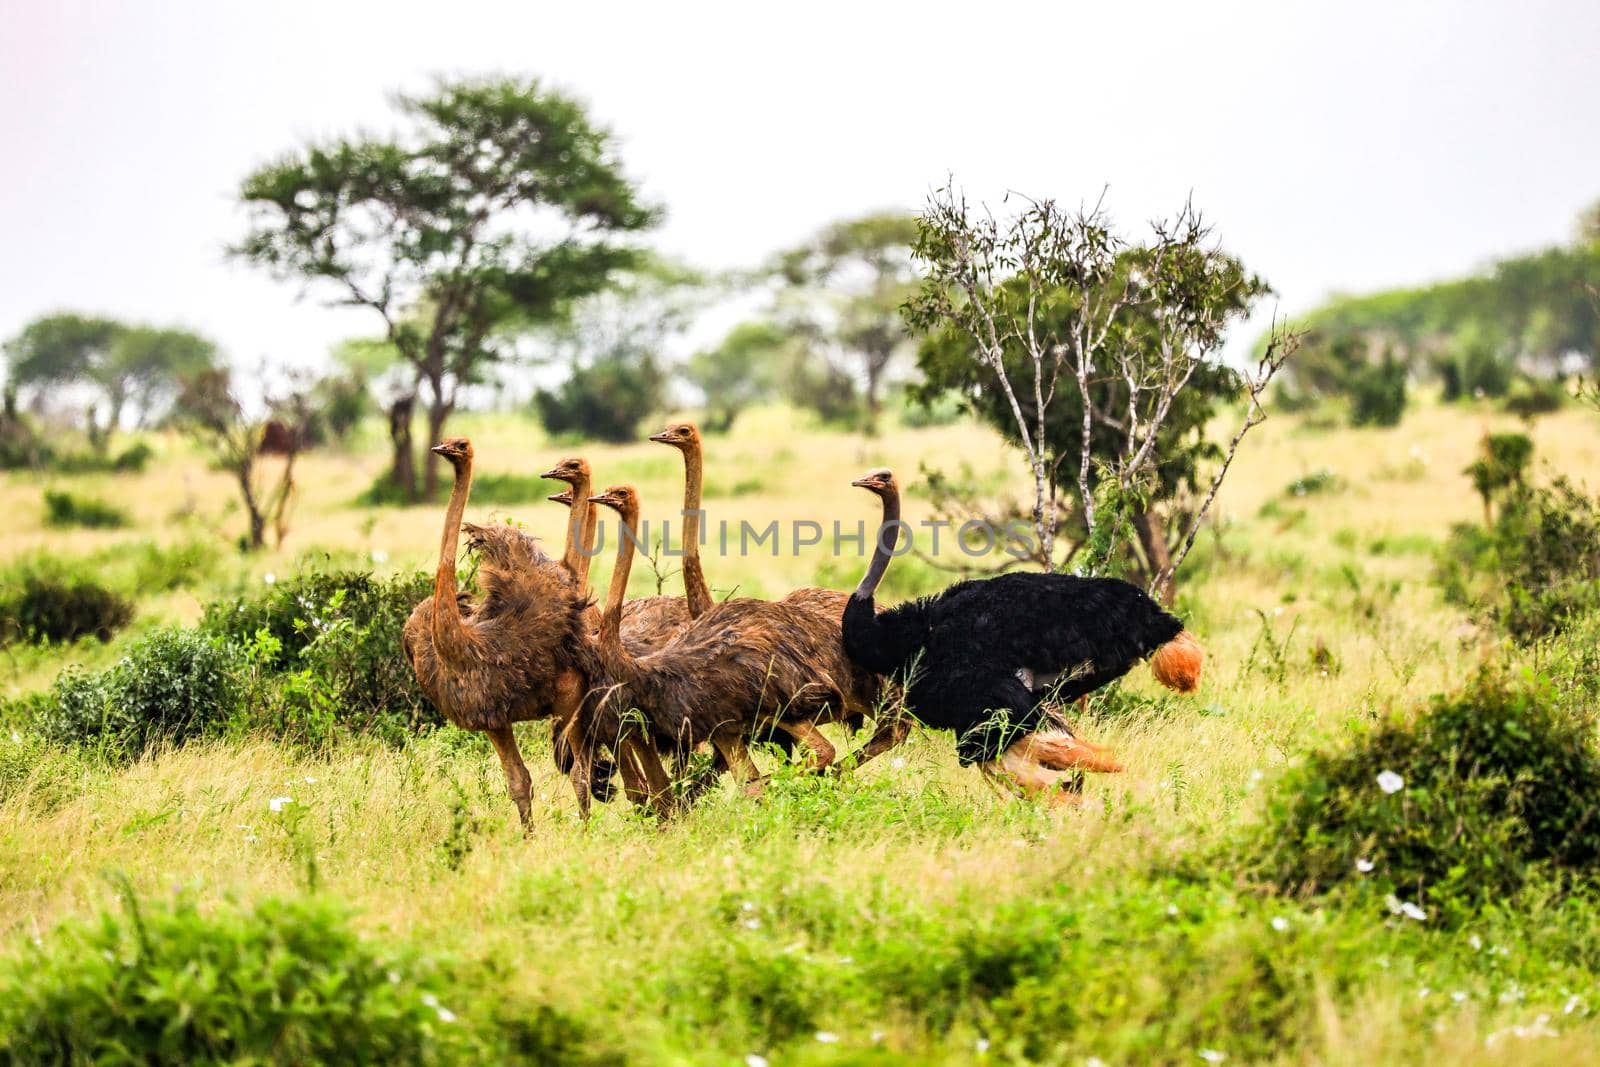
[841,469,1201,767]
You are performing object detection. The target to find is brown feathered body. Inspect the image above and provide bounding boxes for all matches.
[402,530,590,733]
[777,586,883,721]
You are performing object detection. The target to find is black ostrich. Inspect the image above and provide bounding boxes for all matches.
[840,469,1204,802]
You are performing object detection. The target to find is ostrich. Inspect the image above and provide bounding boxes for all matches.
[401,438,671,824]
[839,468,1204,803]
[648,422,889,771]
[579,484,863,797]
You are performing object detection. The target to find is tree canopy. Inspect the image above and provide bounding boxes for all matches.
[234,76,659,499]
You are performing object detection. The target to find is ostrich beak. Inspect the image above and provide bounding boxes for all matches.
[548,492,572,505]
[647,430,672,444]
[539,467,565,481]
[850,476,875,489]
[429,444,451,457]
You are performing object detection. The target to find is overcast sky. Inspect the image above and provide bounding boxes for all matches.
[3,0,1597,376]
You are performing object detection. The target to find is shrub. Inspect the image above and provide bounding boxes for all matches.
[0,570,133,646]
[1438,475,1600,641]
[32,628,246,758]
[1284,468,1341,498]
[0,892,462,1064]
[1346,351,1408,427]
[1464,431,1533,519]
[42,488,129,529]
[1253,670,1600,922]
[535,352,665,443]
[201,568,440,742]
[1502,377,1566,419]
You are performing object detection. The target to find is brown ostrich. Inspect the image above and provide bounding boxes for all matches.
[541,458,601,589]
[401,438,670,824]
[580,484,862,795]
[647,422,894,771]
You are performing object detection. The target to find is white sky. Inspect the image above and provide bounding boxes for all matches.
[3,0,1598,378]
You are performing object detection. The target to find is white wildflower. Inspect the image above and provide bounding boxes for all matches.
[1564,995,1583,1015]
[435,1006,456,1023]
[264,572,277,585]
[1356,858,1375,873]
[1087,1059,1108,1067]
[370,549,390,565]
[1400,901,1428,922]
[421,993,438,1007]
[891,757,906,769]
[870,1030,884,1044]
[815,1031,839,1043]
[268,796,293,812]
[1468,934,1483,951]
[1452,991,1469,1004]
[1418,987,1431,999]
[9,730,20,744]
[1198,1051,1227,1064]
[1270,917,1290,933]
[976,1037,990,1053]
[303,776,317,785]
[742,918,761,930]
[741,900,756,912]
[1167,904,1180,917]
[1384,894,1404,915]
[1376,770,1405,794]
[746,1056,770,1067]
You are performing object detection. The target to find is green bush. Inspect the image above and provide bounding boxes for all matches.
[32,628,246,758]
[0,570,134,647]
[1346,352,1407,427]
[201,568,440,742]
[0,892,462,1065]
[1502,377,1566,419]
[535,352,666,443]
[1253,670,1600,922]
[42,488,129,529]
[1438,475,1600,641]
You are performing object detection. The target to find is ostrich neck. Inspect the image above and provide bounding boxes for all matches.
[597,504,643,677]
[559,470,592,585]
[680,443,713,617]
[430,456,472,665]
[852,487,901,604]
[576,493,600,589]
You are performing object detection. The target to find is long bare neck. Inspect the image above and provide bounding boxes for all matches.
[576,494,600,588]
[430,457,472,663]
[852,487,902,604]
[559,471,592,582]
[598,503,641,668]
[680,441,713,617]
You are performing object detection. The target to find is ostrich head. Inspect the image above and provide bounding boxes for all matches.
[430,437,473,466]
[588,485,640,519]
[850,468,898,498]
[548,486,576,507]
[647,422,701,451]
[541,456,590,485]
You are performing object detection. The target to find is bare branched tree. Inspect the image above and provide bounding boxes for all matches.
[907,181,1299,599]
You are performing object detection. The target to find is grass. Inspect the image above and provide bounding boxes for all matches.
[3,400,1600,1062]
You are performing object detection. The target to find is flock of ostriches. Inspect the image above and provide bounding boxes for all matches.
[401,424,1205,826]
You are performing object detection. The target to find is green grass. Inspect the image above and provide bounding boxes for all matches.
[4,401,1600,1062]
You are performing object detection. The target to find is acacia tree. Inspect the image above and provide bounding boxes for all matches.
[906,184,1297,598]
[234,77,658,500]
[773,211,920,432]
[3,313,217,451]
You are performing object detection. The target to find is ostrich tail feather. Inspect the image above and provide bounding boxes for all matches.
[1150,629,1204,694]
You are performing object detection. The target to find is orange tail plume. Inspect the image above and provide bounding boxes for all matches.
[1150,629,1204,694]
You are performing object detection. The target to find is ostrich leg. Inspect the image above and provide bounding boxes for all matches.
[840,711,912,771]
[710,728,764,796]
[775,719,836,771]
[485,726,534,827]
[615,737,675,818]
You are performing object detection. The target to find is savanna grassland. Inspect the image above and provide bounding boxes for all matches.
[3,399,1600,1065]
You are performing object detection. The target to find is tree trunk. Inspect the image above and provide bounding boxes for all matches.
[1132,506,1176,605]
[421,392,452,500]
[236,457,266,551]
[387,394,417,501]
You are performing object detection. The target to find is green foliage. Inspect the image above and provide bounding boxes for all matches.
[0,564,133,647]
[235,76,659,500]
[0,891,461,1065]
[1464,431,1533,518]
[1502,376,1567,419]
[534,351,666,443]
[3,313,218,450]
[42,488,129,529]
[683,321,787,433]
[358,471,556,507]
[1284,469,1342,498]
[32,628,246,758]
[201,568,440,743]
[1254,670,1600,923]
[1346,350,1408,427]
[1275,234,1600,379]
